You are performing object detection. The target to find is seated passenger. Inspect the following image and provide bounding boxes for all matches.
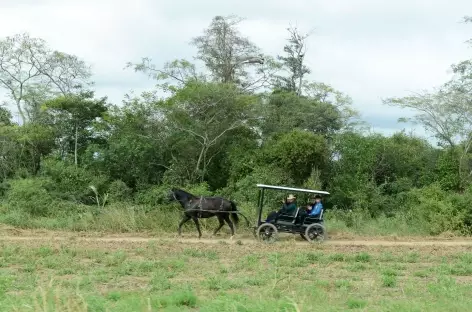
[265,194,297,222]
[297,195,323,224]
[307,195,323,218]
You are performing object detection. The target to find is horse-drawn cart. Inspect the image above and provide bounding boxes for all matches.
[253,184,330,243]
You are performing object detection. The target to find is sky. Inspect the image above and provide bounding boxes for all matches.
[1,0,472,139]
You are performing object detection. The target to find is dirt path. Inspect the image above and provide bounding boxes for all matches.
[1,225,472,246]
[2,235,472,246]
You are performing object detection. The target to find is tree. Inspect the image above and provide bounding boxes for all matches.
[304,82,360,130]
[260,129,328,185]
[92,94,169,188]
[128,15,276,93]
[0,122,55,180]
[162,81,257,183]
[384,86,472,189]
[0,33,93,124]
[265,26,359,136]
[0,34,46,123]
[126,58,204,92]
[0,104,11,125]
[34,50,92,96]
[41,92,108,166]
[274,26,312,96]
[191,15,263,85]
[328,132,437,214]
[259,90,346,139]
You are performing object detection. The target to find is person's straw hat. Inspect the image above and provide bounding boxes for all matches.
[287,194,296,200]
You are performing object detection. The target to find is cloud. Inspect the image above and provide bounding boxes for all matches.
[0,0,471,138]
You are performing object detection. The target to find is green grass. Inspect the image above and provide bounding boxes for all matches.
[0,200,439,237]
[1,233,472,311]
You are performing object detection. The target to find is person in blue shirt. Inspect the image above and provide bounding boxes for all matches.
[307,195,323,217]
[297,194,323,224]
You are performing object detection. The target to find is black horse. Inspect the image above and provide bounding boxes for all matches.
[168,188,249,239]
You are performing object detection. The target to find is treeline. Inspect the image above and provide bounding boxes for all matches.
[1,15,472,235]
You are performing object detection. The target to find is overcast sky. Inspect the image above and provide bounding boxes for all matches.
[1,0,472,138]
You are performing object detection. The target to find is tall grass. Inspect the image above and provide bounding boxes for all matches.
[0,200,436,237]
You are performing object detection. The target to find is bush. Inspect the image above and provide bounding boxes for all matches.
[40,158,108,204]
[5,178,54,217]
[4,177,91,218]
[400,184,470,235]
[107,180,132,203]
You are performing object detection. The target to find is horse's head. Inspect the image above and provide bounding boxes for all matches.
[168,188,192,203]
[168,188,178,202]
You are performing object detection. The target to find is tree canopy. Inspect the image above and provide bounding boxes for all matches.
[1,15,472,236]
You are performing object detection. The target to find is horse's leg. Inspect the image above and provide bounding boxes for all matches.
[223,214,235,239]
[213,214,225,236]
[192,217,202,238]
[178,214,191,236]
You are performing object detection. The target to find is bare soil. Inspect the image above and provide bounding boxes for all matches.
[1,224,472,246]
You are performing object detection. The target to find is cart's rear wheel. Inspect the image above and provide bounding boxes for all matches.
[257,223,278,243]
[305,223,326,243]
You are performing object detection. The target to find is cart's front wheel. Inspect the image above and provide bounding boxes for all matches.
[257,223,278,243]
[305,223,326,243]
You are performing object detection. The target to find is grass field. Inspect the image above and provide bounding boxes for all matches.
[1,227,472,311]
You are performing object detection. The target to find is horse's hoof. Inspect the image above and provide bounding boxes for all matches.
[230,235,234,240]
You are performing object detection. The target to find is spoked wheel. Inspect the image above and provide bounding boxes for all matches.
[305,223,326,243]
[257,223,278,243]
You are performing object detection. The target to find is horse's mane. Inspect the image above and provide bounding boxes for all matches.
[172,188,197,200]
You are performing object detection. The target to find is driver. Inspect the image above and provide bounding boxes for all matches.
[265,194,297,222]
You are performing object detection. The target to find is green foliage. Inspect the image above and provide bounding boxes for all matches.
[401,184,472,235]
[0,105,11,125]
[107,180,132,203]
[1,16,472,237]
[436,148,461,191]
[261,130,328,185]
[260,91,343,138]
[39,158,108,204]
[5,178,53,216]
[40,92,108,165]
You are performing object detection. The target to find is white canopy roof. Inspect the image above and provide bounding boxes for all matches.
[256,184,330,195]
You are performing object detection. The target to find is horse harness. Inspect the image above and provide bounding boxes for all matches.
[187,197,225,218]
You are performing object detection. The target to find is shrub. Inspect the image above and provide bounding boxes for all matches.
[40,158,108,204]
[107,180,132,203]
[5,178,54,216]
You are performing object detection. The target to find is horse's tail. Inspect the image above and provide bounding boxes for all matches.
[230,201,250,227]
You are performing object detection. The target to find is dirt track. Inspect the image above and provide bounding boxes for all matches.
[2,234,472,246]
[1,225,472,246]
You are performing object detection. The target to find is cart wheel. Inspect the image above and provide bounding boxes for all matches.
[305,223,326,243]
[257,223,278,243]
[300,233,307,241]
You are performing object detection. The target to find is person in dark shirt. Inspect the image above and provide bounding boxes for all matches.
[281,194,297,215]
[265,194,297,222]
